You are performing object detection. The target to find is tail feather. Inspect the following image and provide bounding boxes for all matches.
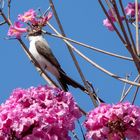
[58,71,105,103]
[58,71,85,91]
[57,77,69,92]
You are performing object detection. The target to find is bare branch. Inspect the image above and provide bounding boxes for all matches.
[77,120,85,140]
[86,81,103,104]
[110,0,140,72]
[120,75,140,102]
[44,31,133,61]
[0,9,12,25]
[0,0,4,9]
[0,20,6,25]
[98,0,126,45]
[48,23,140,87]
[78,106,86,116]
[119,0,136,51]
[120,73,131,99]
[135,0,140,55]
[111,0,134,51]
[43,6,50,16]
[71,131,80,140]
[98,0,140,74]
[8,0,11,20]
[49,0,98,107]
[132,86,139,104]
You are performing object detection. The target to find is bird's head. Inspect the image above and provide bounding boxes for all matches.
[27,26,43,41]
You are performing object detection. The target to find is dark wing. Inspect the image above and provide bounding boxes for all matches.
[35,40,69,91]
[35,40,61,69]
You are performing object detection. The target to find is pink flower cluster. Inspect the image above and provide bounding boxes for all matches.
[18,9,52,26]
[8,9,52,38]
[103,2,140,31]
[84,102,140,140]
[0,86,81,140]
[103,9,124,31]
[125,2,140,20]
[18,9,37,23]
[7,21,27,38]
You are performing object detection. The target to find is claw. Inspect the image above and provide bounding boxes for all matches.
[37,69,43,76]
[30,59,34,64]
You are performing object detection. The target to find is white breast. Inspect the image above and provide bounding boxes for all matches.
[29,36,60,77]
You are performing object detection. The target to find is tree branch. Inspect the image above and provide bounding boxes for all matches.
[0,20,6,25]
[98,0,140,74]
[44,31,133,61]
[49,0,98,107]
[132,84,139,104]
[135,0,140,55]
[120,75,140,102]
[119,0,136,51]
[7,0,11,20]
[48,23,140,87]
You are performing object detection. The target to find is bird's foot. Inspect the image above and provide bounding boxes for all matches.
[30,59,34,64]
[37,69,43,76]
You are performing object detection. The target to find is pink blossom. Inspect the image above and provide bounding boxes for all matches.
[32,12,53,26]
[103,8,124,31]
[103,18,114,31]
[84,102,140,140]
[7,21,27,38]
[104,8,116,28]
[125,3,135,17]
[125,2,140,21]
[43,12,53,23]
[0,86,81,139]
[18,9,36,23]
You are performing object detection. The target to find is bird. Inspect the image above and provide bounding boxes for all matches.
[28,30,86,92]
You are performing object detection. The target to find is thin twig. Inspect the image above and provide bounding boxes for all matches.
[132,85,139,104]
[47,23,140,87]
[0,9,12,25]
[78,106,86,116]
[120,75,140,102]
[77,120,85,140]
[86,81,101,104]
[49,0,87,89]
[111,0,140,72]
[119,0,136,52]
[0,20,6,25]
[71,131,80,140]
[47,23,104,104]
[99,0,140,74]
[107,0,136,58]
[103,0,137,56]
[132,22,140,28]
[49,0,98,107]
[44,31,133,61]
[43,6,50,16]
[120,73,130,100]
[7,0,11,20]
[111,0,133,51]
[0,0,4,9]
[106,0,137,56]
[135,0,140,56]
[105,0,120,26]
[98,0,126,44]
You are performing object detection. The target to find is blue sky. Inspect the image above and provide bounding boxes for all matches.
[1,0,139,108]
[0,0,139,138]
